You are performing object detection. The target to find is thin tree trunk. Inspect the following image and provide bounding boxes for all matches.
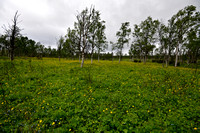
[91,53,93,64]
[112,53,113,62]
[165,54,168,67]
[144,55,147,64]
[81,51,84,68]
[175,44,179,67]
[98,51,100,63]
[119,50,122,63]
[10,42,14,61]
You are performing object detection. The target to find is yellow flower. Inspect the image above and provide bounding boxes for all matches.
[120,100,122,102]
[148,110,150,113]
[110,111,113,114]
[106,108,108,110]
[126,110,128,113]
[2,102,4,104]
[103,110,105,112]
[69,129,71,131]
[39,120,42,123]
[169,110,171,112]
[132,105,134,108]
[52,122,55,125]
[194,127,197,130]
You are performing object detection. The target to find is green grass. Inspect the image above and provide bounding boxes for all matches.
[0,58,199,132]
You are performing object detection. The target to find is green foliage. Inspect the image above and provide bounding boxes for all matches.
[115,22,131,61]
[0,58,199,132]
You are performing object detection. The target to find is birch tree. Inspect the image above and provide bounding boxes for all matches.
[76,7,93,67]
[173,5,196,67]
[116,22,131,63]
[57,36,64,61]
[132,17,157,64]
[95,21,107,62]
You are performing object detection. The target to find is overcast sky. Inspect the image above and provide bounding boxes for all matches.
[0,0,199,53]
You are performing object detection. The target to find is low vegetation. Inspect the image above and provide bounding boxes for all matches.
[0,58,199,132]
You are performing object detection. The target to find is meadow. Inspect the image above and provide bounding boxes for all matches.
[0,58,199,132]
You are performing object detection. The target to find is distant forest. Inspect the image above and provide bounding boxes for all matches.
[0,5,199,67]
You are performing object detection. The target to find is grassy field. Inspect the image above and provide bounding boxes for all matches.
[0,58,199,132]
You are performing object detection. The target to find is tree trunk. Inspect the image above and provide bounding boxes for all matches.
[144,55,147,64]
[59,56,60,61]
[119,50,122,63]
[112,53,113,62]
[175,44,179,67]
[10,49,14,61]
[164,50,168,67]
[98,51,100,63]
[81,51,84,68]
[10,39,14,61]
[91,53,93,64]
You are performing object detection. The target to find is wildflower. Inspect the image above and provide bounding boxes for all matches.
[110,111,113,114]
[52,122,55,125]
[169,109,171,112]
[39,120,42,123]
[126,110,128,113]
[106,108,108,110]
[103,110,105,112]
[69,129,71,131]
[132,105,134,108]
[194,127,197,130]
[148,110,150,113]
[2,102,3,104]
[11,107,14,111]
[120,100,122,102]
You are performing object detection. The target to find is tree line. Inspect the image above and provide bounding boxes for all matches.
[0,5,199,67]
